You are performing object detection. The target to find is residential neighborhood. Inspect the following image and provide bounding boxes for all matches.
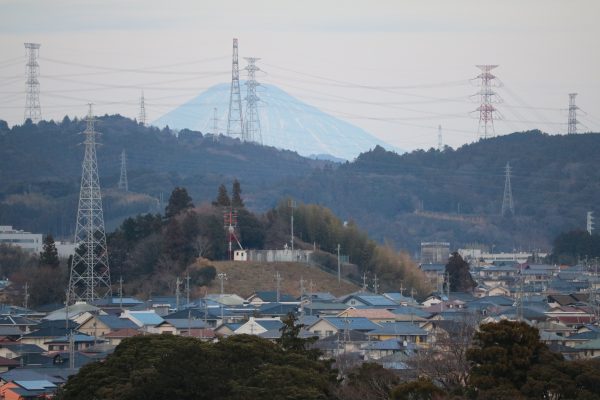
[0,255,598,397]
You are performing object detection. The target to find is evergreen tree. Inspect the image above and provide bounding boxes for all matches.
[165,187,194,219]
[39,234,60,268]
[445,252,476,292]
[231,179,244,208]
[212,184,231,207]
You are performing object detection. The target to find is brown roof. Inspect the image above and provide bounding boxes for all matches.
[337,308,398,320]
[0,355,19,366]
[103,328,141,338]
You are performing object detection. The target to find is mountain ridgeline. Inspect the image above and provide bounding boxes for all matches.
[0,115,599,253]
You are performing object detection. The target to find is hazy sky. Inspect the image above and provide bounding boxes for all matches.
[1,0,599,150]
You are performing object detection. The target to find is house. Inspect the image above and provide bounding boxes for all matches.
[302,302,349,317]
[44,334,104,352]
[103,328,141,346]
[340,293,398,308]
[43,302,101,323]
[311,330,368,357]
[365,322,428,344]
[0,344,44,360]
[307,317,380,338]
[382,293,418,306]
[120,310,164,332]
[361,339,416,360]
[0,357,18,373]
[246,291,297,305]
[77,314,138,337]
[573,338,600,359]
[257,303,298,317]
[336,308,398,323]
[155,319,210,336]
[19,324,80,351]
[234,317,283,335]
[1,379,57,400]
[214,323,242,338]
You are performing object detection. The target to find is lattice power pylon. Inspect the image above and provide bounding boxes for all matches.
[243,57,262,144]
[118,149,128,192]
[226,38,244,139]
[501,161,514,217]
[24,43,42,123]
[473,65,500,139]
[68,105,112,303]
[568,93,579,134]
[139,91,146,126]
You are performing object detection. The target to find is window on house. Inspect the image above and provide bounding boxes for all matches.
[314,330,322,336]
[326,330,333,337]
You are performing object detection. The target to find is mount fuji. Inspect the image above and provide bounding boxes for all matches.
[153,83,400,160]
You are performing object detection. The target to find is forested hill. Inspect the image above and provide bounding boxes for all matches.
[0,116,325,235]
[1,116,599,254]
[252,131,600,253]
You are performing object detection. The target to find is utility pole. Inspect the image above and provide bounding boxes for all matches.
[337,244,341,285]
[23,282,29,310]
[289,199,296,251]
[185,273,191,307]
[362,272,368,292]
[275,271,282,303]
[175,277,181,311]
[372,274,379,294]
[118,276,123,311]
[118,149,128,192]
[568,93,579,134]
[473,65,500,139]
[587,211,594,235]
[24,43,42,123]
[217,272,227,295]
[68,104,111,303]
[501,162,515,217]
[226,38,244,139]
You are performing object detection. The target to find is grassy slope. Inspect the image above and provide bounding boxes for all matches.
[205,261,359,298]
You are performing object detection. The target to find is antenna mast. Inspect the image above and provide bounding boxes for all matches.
[24,43,42,123]
[243,57,262,144]
[226,38,244,139]
[68,104,112,303]
[501,162,515,217]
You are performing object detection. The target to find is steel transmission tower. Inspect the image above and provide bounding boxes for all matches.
[68,105,112,303]
[437,124,443,151]
[118,149,128,192]
[587,211,594,235]
[568,93,578,134]
[24,43,42,123]
[139,91,146,126]
[501,161,514,217]
[243,57,263,144]
[226,39,244,139]
[473,65,500,139]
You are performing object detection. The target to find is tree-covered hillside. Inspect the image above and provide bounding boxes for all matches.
[1,116,598,253]
[256,131,600,252]
[0,116,324,235]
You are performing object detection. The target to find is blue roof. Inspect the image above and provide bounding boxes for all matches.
[344,294,398,307]
[321,317,381,331]
[96,315,138,330]
[126,311,164,326]
[251,291,297,303]
[367,322,427,336]
[45,334,102,343]
[164,319,209,329]
[390,306,431,318]
[15,380,56,390]
[363,339,404,350]
[255,320,284,331]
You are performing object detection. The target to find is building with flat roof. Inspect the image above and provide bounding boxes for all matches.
[420,242,450,264]
[0,226,42,253]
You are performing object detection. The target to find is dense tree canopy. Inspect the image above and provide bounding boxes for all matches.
[165,187,194,218]
[551,230,600,264]
[57,334,337,400]
[445,252,475,292]
[39,233,60,268]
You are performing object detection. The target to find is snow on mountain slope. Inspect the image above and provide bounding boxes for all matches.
[153,83,401,160]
